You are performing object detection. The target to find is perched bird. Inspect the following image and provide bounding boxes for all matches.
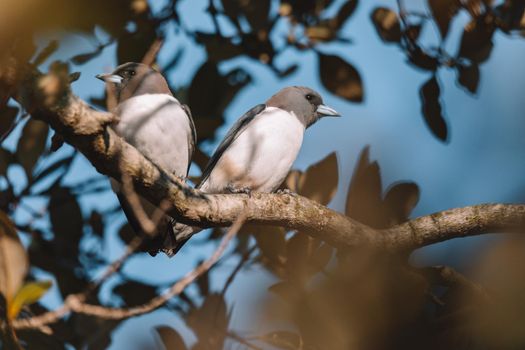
[165,86,340,255]
[96,62,196,255]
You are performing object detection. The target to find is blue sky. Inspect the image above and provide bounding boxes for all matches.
[4,0,525,347]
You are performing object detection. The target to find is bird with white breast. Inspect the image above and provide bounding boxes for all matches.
[96,62,196,255]
[166,86,340,256]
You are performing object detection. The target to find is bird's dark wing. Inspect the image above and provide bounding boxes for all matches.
[198,104,266,187]
[181,104,197,176]
[115,190,170,256]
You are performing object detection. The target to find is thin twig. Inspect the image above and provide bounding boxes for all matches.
[13,212,246,329]
[141,38,164,66]
[220,245,257,297]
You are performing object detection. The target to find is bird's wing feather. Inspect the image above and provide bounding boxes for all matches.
[198,104,266,187]
[182,103,197,176]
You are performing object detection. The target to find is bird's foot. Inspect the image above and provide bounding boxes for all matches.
[227,184,252,197]
[277,188,297,196]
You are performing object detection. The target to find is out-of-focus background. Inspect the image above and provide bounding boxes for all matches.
[2,0,525,349]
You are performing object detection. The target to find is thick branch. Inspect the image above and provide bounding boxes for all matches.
[384,204,525,250]
[6,64,525,252]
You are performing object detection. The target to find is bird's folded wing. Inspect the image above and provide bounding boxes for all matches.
[198,103,266,187]
[181,103,197,176]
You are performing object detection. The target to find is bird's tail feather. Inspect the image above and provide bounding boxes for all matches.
[159,222,202,257]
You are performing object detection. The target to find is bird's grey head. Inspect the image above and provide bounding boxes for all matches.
[96,62,171,104]
[266,86,340,127]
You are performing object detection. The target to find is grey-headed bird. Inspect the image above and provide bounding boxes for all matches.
[96,62,196,255]
[164,86,340,256]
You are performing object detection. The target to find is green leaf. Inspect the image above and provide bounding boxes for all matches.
[8,280,52,319]
[0,211,28,303]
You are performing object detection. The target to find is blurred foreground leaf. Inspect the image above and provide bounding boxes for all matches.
[8,280,52,319]
[0,210,28,303]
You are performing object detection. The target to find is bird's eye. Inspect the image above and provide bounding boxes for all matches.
[129,70,135,76]
[305,94,313,101]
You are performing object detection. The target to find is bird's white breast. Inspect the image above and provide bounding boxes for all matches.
[113,94,191,177]
[202,107,305,193]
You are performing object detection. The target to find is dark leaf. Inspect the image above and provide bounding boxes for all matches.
[297,152,338,205]
[50,132,64,152]
[113,280,157,305]
[155,326,187,350]
[117,23,157,63]
[319,53,363,102]
[371,7,402,43]
[16,118,49,178]
[69,72,81,82]
[335,0,359,29]
[427,0,461,39]
[221,0,271,31]
[457,63,480,94]
[188,62,251,143]
[194,32,244,62]
[67,312,120,350]
[89,210,104,237]
[407,46,439,71]
[0,106,18,140]
[118,223,135,245]
[33,40,59,66]
[383,182,420,225]
[49,187,83,259]
[285,233,313,282]
[458,16,495,63]
[282,0,336,23]
[253,225,287,269]
[0,148,13,175]
[71,50,103,65]
[494,0,525,32]
[406,23,423,42]
[186,294,229,350]
[345,147,386,227]
[420,76,448,142]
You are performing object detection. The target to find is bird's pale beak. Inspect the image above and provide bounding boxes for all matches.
[316,104,340,117]
[95,73,123,84]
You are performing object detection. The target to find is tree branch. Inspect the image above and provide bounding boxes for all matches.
[5,61,525,254]
[13,213,246,329]
[384,204,525,250]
